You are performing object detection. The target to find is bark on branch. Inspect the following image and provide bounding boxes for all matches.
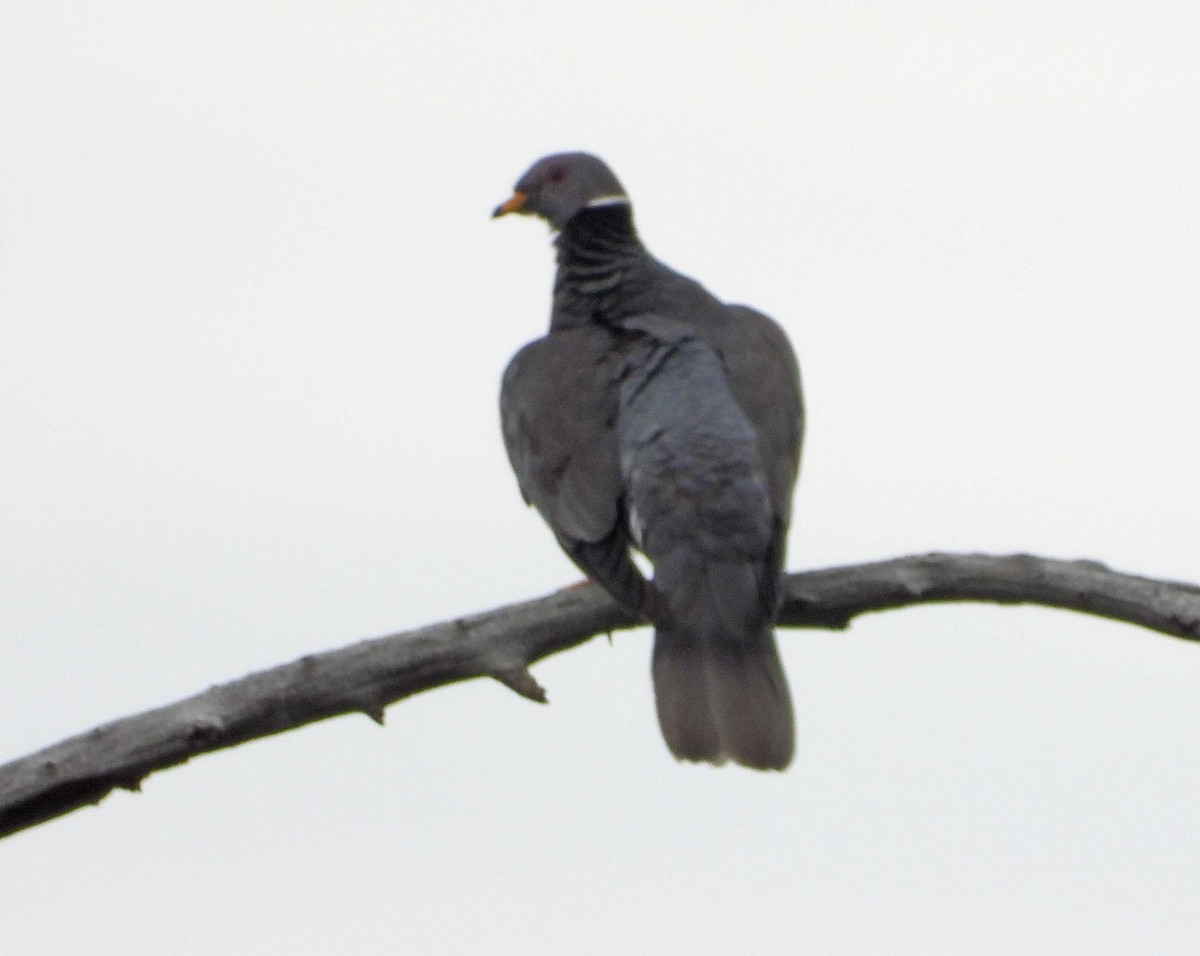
[2,552,1197,840]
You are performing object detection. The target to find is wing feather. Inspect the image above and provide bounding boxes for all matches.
[500,326,658,618]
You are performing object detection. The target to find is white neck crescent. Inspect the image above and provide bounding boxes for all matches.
[586,195,630,209]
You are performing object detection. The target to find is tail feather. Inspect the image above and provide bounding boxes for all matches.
[652,633,726,764]
[651,556,794,771]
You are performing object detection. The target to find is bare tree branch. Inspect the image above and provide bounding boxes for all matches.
[777,553,1200,636]
[2,552,1197,840]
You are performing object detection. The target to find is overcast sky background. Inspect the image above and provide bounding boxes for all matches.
[2,2,1198,953]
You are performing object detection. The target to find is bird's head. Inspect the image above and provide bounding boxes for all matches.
[493,152,629,231]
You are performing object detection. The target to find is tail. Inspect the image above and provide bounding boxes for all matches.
[650,556,794,771]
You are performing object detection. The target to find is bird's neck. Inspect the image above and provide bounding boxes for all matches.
[551,203,644,329]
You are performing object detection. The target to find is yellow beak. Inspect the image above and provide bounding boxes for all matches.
[492,191,528,218]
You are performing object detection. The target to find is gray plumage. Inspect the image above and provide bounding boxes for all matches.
[495,153,803,770]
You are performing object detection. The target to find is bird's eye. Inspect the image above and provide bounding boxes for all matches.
[547,168,566,184]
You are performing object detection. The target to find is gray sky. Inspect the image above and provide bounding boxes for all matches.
[2,2,1198,953]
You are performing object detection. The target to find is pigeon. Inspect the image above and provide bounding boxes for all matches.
[494,152,804,770]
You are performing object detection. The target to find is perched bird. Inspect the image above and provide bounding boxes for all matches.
[494,153,804,770]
